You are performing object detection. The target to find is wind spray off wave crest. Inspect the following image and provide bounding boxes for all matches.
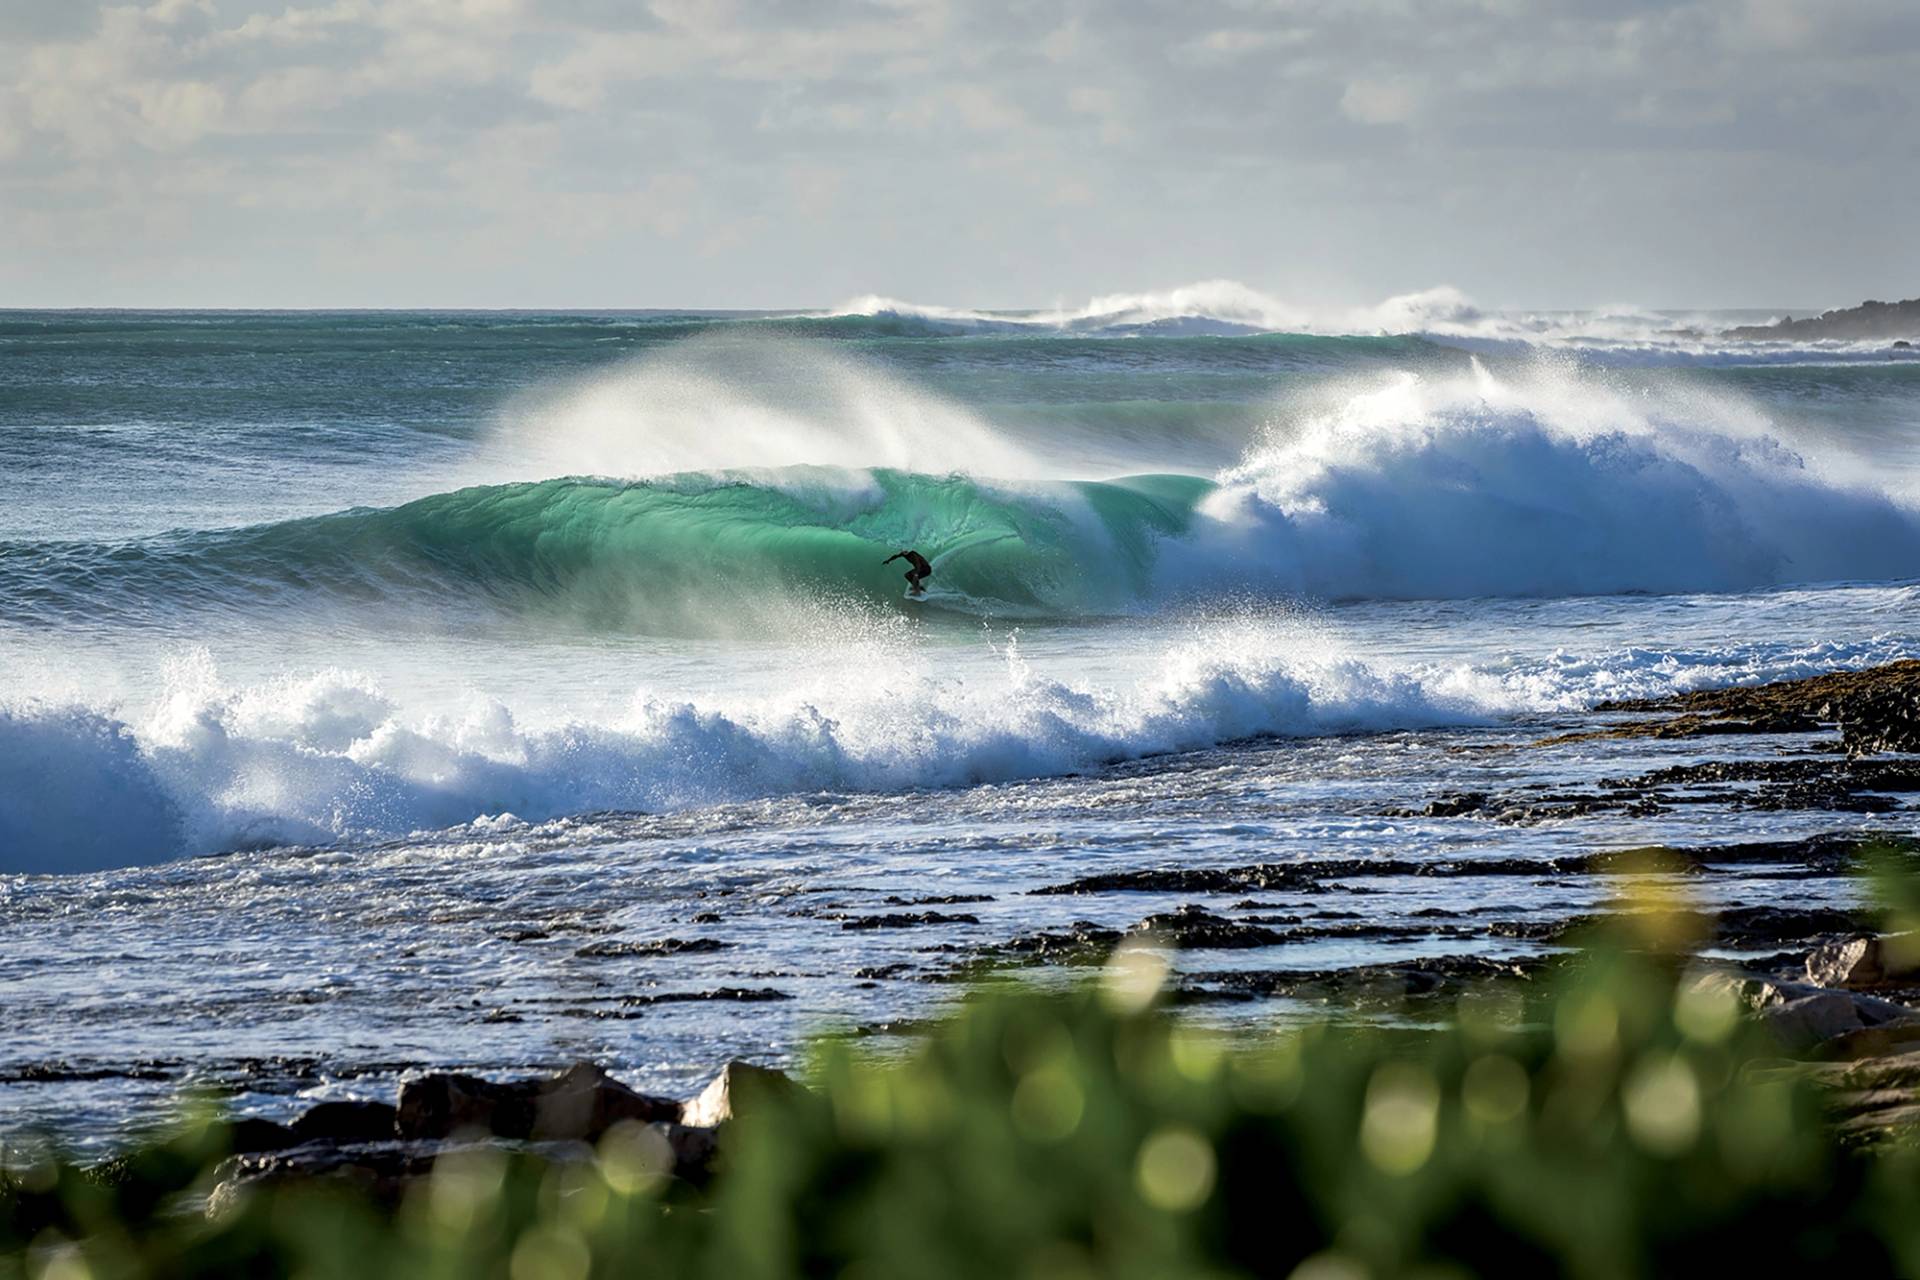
[485,333,1041,482]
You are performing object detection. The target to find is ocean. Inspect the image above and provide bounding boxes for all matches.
[3,291,1918,1145]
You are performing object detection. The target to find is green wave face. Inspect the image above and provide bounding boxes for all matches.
[413,468,1215,622]
[28,468,1219,631]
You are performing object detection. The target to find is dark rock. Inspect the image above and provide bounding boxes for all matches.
[290,1100,397,1144]
[1178,954,1544,1008]
[1132,905,1289,949]
[1583,660,1920,757]
[396,1061,679,1142]
[1417,791,1490,817]
[1722,297,1920,342]
[841,911,981,930]
[529,1062,683,1141]
[853,962,918,979]
[226,1117,299,1154]
[993,920,1125,963]
[208,1146,439,1216]
[681,1060,801,1130]
[1032,864,1319,895]
[576,937,729,958]
[623,988,790,1005]
[885,893,993,905]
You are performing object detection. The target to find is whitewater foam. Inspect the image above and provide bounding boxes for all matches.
[827,279,1920,363]
[0,619,1498,873]
[1181,361,1920,599]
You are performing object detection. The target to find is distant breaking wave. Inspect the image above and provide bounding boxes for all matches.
[823,280,1920,363]
[7,362,1919,631]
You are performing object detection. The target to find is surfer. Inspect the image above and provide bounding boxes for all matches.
[883,549,933,596]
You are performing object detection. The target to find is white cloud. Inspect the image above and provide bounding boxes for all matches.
[2,0,1919,305]
[1339,78,1415,125]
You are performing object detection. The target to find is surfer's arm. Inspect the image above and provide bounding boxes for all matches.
[881,552,904,565]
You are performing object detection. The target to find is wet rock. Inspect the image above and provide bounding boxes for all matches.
[290,1100,397,1143]
[1838,685,1920,756]
[853,962,918,979]
[994,920,1125,963]
[576,937,729,958]
[841,911,981,930]
[396,1061,679,1142]
[680,1060,800,1130]
[1581,659,1920,756]
[1180,954,1543,1007]
[227,1117,299,1154]
[886,893,993,905]
[208,1146,439,1216]
[1131,905,1290,949]
[529,1063,683,1141]
[1032,865,1319,895]
[625,987,789,1005]
[1417,792,1490,817]
[1715,905,1871,948]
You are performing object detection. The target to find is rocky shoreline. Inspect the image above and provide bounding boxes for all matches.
[23,658,1920,1185]
[160,1058,801,1213]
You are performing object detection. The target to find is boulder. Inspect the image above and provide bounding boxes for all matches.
[396,1072,530,1140]
[680,1060,799,1130]
[226,1117,299,1154]
[1686,969,1919,1050]
[208,1145,472,1217]
[1762,993,1865,1051]
[397,1061,679,1142]
[1807,934,1920,990]
[290,1100,398,1144]
[532,1062,682,1140]
[653,1121,721,1184]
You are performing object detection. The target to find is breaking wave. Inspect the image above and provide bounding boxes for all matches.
[0,632,1479,873]
[9,362,1918,630]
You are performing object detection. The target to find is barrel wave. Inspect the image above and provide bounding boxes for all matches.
[4,469,1214,630]
[8,361,1920,633]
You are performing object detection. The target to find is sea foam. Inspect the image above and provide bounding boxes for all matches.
[0,626,1481,874]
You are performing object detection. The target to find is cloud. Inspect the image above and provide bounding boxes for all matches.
[0,0,1918,306]
[1339,78,1416,125]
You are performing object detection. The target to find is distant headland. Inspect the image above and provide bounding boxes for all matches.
[1724,296,1920,342]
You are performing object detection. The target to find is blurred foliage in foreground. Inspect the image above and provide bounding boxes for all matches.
[8,919,1920,1280]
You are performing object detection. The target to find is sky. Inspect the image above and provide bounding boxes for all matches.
[2,0,1918,310]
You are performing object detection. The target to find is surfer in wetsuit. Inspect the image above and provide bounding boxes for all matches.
[883,549,933,596]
